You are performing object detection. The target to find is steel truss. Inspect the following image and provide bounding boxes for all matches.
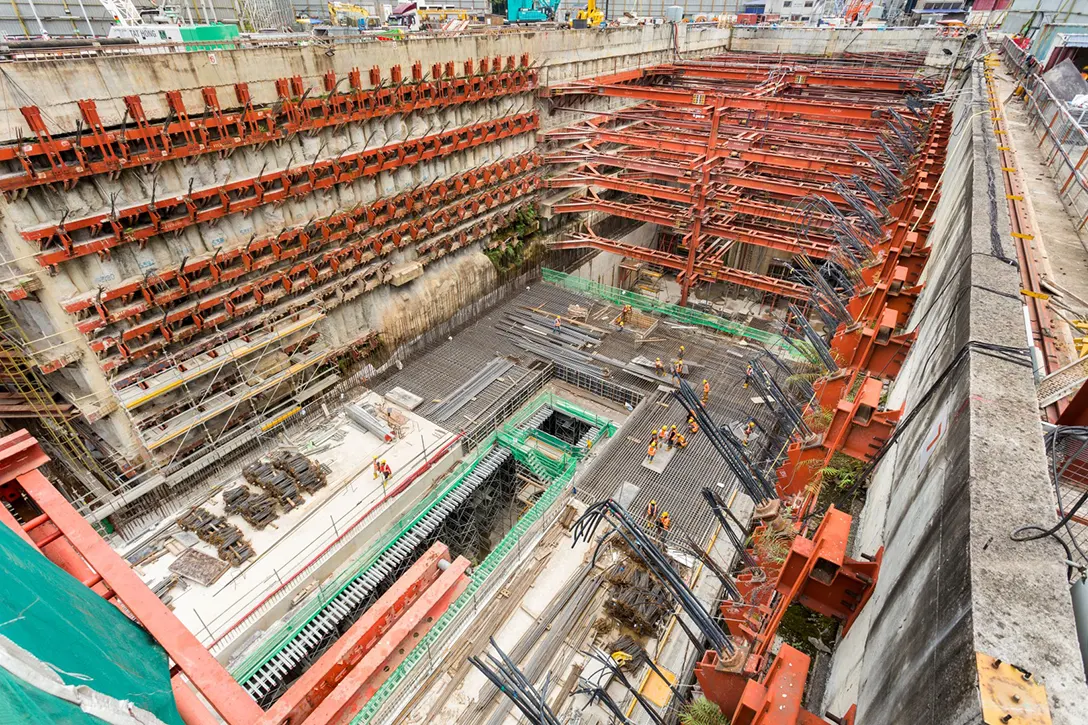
[541,52,942,306]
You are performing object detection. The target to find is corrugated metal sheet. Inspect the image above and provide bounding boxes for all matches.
[1059,32,1088,48]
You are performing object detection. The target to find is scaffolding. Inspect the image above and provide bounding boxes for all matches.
[0,298,118,513]
[234,391,614,708]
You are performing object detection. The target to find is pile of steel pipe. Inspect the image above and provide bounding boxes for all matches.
[572,499,733,655]
[426,357,517,423]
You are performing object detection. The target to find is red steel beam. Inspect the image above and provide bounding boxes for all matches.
[29,112,538,267]
[92,186,537,369]
[266,541,455,724]
[552,195,836,259]
[549,232,810,299]
[302,556,472,725]
[0,61,537,193]
[64,153,537,315]
[0,432,263,724]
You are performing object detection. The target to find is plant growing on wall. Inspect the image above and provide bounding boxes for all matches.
[681,697,730,725]
[484,206,540,272]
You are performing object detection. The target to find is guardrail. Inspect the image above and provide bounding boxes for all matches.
[542,267,800,358]
[1000,35,1088,230]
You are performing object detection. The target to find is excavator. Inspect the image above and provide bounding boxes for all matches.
[506,0,561,22]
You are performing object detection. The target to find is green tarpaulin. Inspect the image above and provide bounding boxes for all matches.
[0,520,183,724]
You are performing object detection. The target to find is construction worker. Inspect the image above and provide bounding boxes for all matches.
[553,316,562,334]
[657,511,671,532]
[621,304,632,324]
[743,363,753,389]
[702,379,711,405]
[650,428,658,445]
[676,433,688,449]
[666,425,678,449]
[654,357,664,376]
[647,440,658,463]
[659,425,668,441]
[372,456,381,479]
[646,499,658,525]
[672,360,683,385]
[678,345,686,361]
[743,418,757,446]
[688,416,699,435]
[380,460,391,482]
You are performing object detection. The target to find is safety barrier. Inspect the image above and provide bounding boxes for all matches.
[541,267,799,357]
[1000,35,1088,230]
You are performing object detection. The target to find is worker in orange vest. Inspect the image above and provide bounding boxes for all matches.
[622,304,632,324]
[380,460,391,481]
[658,511,671,532]
[688,416,699,435]
[676,433,688,449]
[553,316,562,334]
[646,499,658,525]
[647,441,657,463]
[654,357,664,376]
[702,379,711,405]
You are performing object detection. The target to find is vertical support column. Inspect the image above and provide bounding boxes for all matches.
[681,100,723,306]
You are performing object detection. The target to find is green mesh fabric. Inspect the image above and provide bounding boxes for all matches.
[0,520,183,725]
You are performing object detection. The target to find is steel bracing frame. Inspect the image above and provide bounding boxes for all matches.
[542,51,941,306]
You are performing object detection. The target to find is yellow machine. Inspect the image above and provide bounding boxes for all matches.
[328,1,370,26]
[575,0,603,26]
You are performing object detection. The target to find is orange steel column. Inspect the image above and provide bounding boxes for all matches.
[681,100,723,307]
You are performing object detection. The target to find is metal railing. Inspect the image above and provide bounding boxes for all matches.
[1000,36,1088,231]
[542,268,801,359]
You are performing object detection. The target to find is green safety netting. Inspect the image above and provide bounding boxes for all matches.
[237,392,615,687]
[541,268,801,358]
[0,520,183,725]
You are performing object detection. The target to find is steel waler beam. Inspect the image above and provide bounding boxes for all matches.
[29,112,539,268]
[0,60,537,193]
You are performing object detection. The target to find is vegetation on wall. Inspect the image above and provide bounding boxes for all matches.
[681,697,731,725]
[484,206,541,272]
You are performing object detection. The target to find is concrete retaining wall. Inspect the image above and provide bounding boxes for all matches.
[821,60,1088,724]
[0,24,964,517]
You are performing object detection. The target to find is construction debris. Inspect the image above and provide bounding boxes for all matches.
[168,548,230,587]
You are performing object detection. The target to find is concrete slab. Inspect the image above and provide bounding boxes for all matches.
[132,390,456,648]
[642,445,677,472]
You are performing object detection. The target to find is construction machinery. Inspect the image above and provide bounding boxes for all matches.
[507,0,561,23]
[327,1,372,26]
[574,0,603,26]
